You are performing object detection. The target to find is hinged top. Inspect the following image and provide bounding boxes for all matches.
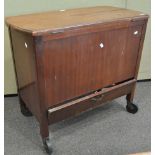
[5,6,148,36]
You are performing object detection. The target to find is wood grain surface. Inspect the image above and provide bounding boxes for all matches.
[6,6,149,141]
[48,79,136,124]
[5,6,148,35]
[42,23,142,108]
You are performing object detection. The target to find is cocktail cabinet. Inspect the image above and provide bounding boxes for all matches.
[6,6,148,154]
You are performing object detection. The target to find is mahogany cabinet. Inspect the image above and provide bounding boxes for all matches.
[6,6,148,154]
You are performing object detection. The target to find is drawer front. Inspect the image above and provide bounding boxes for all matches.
[42,26,142,107]
[48,79,136,124]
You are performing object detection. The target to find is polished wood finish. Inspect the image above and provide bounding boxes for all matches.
[6,6,148,151]
[5,6,148,36]
[43,23,142,108]
[9,28,41,121]
[126,19,148,103]
[48,79,136,124]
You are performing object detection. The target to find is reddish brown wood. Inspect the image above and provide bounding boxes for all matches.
[42,19,146,41]
[42,23,143,108]
[6,6,148,151]
[33,36,50,139]
[48,79,136,124]
[48,79,136,113]
[5,6,148,36]
[43,20,130,41]
[126,19,148,103]
[9,28,41,121]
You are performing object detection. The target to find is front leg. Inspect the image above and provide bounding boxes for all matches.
[40,113,53,154]
[126,85,138,114]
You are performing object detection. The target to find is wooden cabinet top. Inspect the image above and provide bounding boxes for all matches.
[6,6,148,36]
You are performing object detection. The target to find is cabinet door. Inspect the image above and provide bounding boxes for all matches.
[43,26,142,107]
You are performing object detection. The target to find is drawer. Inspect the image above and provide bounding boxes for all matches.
[48,79,136,124]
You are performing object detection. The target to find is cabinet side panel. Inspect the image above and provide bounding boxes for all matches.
[134,20,148,78]
[9,28,41,121]
[123,24,143,79]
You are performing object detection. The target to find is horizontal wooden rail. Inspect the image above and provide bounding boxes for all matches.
[48,79,136,114]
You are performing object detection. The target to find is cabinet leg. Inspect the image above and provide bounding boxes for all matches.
[40,118,53,154]
[42,137,53,154]
[126,91,138,114]
[19,96,33,117]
